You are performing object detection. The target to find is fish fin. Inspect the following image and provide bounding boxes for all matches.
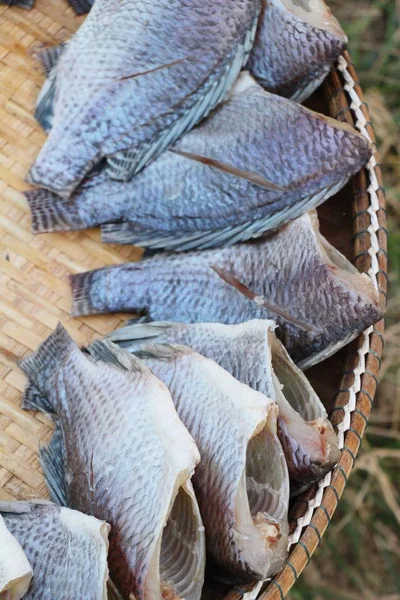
[66,0,92,14]
[86,339,148,373]
[19,324,76,405]
[105,14,259,181]
[40,421,68,507]
[133,343,190,362]
[107,579,124,600]
[106,321,172,343]
[2,0,34,8]
[101,217,279,252]
[25,188,82,233]
[35,69,57,132]
[22,381,56,416]
[33,43,66,77]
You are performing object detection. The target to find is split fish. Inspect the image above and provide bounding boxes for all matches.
[1,500,109,600]
[247,0,348,102]
[0,511,32,599]
[120,342,289,579]
[0,0,33,8]
[26,73,371,251]
[108,319,340,492]
[28,0,261,198]
[19,324,205,600]
[70,211,383,368]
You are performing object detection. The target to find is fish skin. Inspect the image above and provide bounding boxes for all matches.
[26,73,371,252]
[129,343,289,580]
[0,511,32,599]
[1,500,109,600]
[107,319,340,492]
[247,0,348,102]
[70,212,383,367]
[27,0,261,198]
[18,324,205,600]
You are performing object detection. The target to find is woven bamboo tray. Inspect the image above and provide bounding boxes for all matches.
[0,1,387,598]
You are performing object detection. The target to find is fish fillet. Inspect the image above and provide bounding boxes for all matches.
[19,324,205,600]
[70,211,382,367]
[26,73,371,251]
[119,342,289,580]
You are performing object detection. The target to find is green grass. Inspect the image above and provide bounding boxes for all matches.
[289,2,400,598]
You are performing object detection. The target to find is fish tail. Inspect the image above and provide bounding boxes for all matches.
[25,188,84,233]
[66,0,92,15]
[70,270,101,316]
[19,323,76,404]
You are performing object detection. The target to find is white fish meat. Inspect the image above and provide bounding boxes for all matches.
[0,511,32,600]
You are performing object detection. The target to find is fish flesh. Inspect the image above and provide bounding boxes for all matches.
[0,511,32,599]
[19,324,205,600]
[70,211,383,368]
[1,500,109,600]
[247,0,348,102]
[27,0,261,198]
[26,73,371,251]
[107,319,340,492]
[120,342,289,579]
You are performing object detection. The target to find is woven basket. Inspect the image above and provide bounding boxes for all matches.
[0,1,387,598]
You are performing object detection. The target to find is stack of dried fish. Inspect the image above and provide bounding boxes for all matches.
[0,0,385,596]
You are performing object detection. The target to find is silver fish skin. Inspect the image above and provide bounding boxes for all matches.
[70,211,383,367]
[0,512,32,599]
[128,343,289,580]
[247,0,347,102]
[26,72,371,251]
[1,500,109,600]
[107,319,340,491]
[27,0,260,198]
[18,324,205,600]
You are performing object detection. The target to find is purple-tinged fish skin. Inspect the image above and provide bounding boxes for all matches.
[27,0,261,198]
[26,74,371,251]
[18,324,205,600]
[128,343,289,580]
[247,0,348,102]
[70,212,382,367]
[1,500,109,600]
[108,319,340,492]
